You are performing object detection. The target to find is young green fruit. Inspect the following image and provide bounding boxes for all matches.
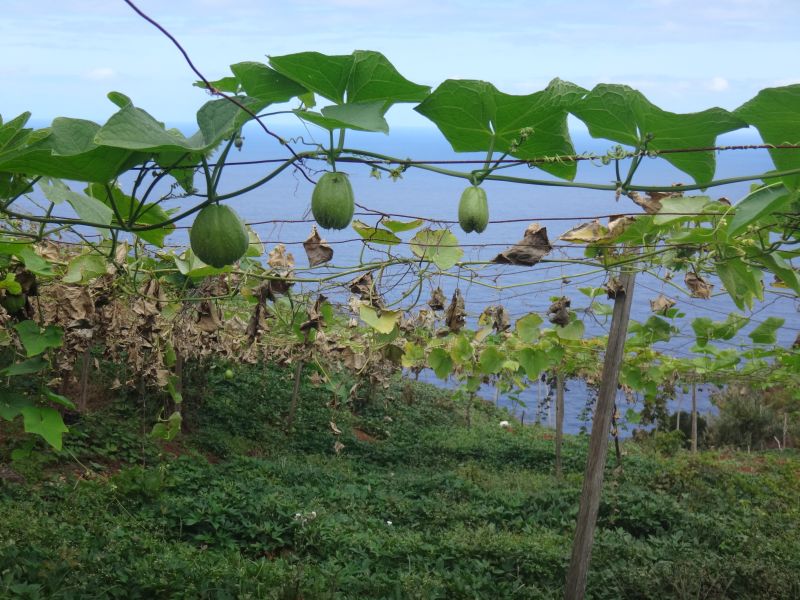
[224,369,234,380]
[189,204,249,268]
[458,186,489,234]
[311,172,355,230]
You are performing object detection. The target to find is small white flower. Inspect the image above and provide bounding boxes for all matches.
[386,520,393,526]
[499,420,510,428]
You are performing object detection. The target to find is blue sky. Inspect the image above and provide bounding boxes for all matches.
[2,0,798,128]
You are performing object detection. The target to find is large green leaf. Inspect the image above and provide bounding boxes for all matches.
[515,347,550,379]
[229,61,307,103]
[359,305,401,334]
[478,346,504,375]
[0,117,143,182]
[347,50,430,104]
[63,254,108,284]
[382,219,424,233]
[748,317,784,345]
[269,52,354,104]
[415,78,583,179]
[756,252,800,296]
[269,50,428,107]
[0,356,48,377]
[95,105,203,152]
[13,320,63,356]
[628,316,677,345]
[410,228,463,270]
[85,183,174,247]
[716,257,763,310]
[40,179,114,227]
[352,220,401,245]
[428,347,453,380]
[571,84,747,184]
[21,405,69,449]
[735,85,800,190]
[515,313,543,343]
[691,313,749,347]
[653,196,713,226]
[555,318,584,340]
[196,96,269,147]
[296,101,390,133]
[727,183,794,236]
[95,99,266,155]
[0,391,31,420]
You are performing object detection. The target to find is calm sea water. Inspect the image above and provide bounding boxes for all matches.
[26,120,800,435]
[203,124,796,434]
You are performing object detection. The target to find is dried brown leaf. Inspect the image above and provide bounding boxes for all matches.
[685,272,713,299]
[268,244,295,271]
[605,277,624,299]
[349,272,384,308]
[479,305,510,332]
[548,296,571,326]
[303,226,333,267]
[444,289,466,332]
[428,287,446,311]
[650,294,676,314]
[560,220,608,243]
[493,223,552,266]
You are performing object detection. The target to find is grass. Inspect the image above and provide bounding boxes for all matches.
[1,361,799,599]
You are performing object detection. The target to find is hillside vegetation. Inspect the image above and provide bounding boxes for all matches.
[1,363,799,599]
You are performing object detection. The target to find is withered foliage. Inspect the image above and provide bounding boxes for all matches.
[427,287,446,311]
[444,289,466,332]
[479,305,510,333]
[349,272,384,308]
[548,296,571,327]
[303,226,333,267]
[685,271,713,299]
[493,223,552,266]
[650,294,676,314]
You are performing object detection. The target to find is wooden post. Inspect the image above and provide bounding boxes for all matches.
[286,360,303,434]
[565,269,636,600]
[78,348,91,412]
[611,402,622,469]
[691,382,698,453]
[555,372,565,478]
[783,412,788,451]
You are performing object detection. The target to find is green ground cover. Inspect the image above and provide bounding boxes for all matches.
[1,363,799,599]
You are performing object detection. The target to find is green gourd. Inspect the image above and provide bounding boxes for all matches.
[189,204,249,268]
[311,172,355,230]
[458,186,489,233]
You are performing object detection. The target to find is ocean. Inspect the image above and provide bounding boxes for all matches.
[21,119,800,435]
[203,123,796,435]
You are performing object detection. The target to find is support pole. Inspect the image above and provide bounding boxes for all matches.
[565,269,637,600]
[555,372,565,478]
[691,382,698,453]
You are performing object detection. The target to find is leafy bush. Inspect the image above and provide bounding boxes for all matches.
[706,386,788,450]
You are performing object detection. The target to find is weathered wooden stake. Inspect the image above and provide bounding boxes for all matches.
[286,360,303,434]
[78,348,91,412]
[691,382,698,453]
[555,372,565,478]
[782,412,788,451]
[565,269,636,600]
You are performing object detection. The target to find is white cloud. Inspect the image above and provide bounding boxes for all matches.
[84,67,116,80]
[706,76,730,92]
